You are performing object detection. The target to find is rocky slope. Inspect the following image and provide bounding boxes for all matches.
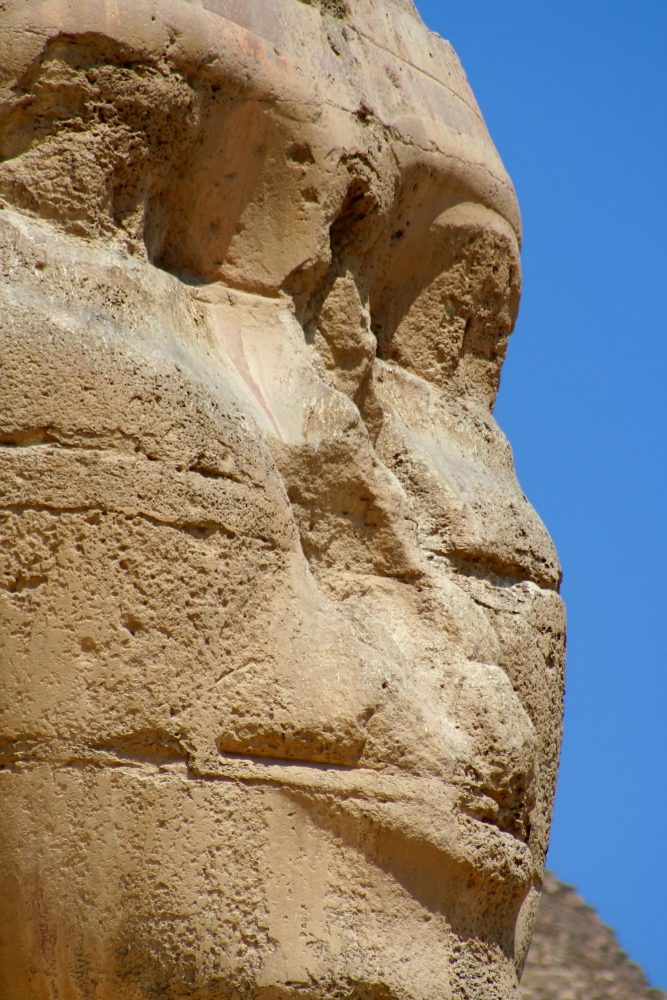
[522,872,665,1000]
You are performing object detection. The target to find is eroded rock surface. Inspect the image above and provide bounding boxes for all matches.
[0,2,565,998]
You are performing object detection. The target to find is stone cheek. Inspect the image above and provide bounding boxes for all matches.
[0,1,564,998]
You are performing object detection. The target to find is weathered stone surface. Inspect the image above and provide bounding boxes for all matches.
[0,2,565,998]
[522,873,666,1000]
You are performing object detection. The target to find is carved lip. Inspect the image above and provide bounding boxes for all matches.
[208,750,534,883]
[220,752,531,828]
[213,721,536,845]
[1,740,533,882]
[216,748,532,833]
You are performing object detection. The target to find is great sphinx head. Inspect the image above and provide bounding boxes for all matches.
[0,1,565,997]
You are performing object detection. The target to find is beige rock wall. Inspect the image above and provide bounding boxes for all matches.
[0,2,565,997]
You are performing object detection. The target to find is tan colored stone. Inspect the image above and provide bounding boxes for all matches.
[0,1,565,997]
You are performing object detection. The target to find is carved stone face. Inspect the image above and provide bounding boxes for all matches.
[0,2,565,998]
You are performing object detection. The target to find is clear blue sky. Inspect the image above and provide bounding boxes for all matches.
[415,0,667,989]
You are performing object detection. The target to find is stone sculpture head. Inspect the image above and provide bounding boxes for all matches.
[0,1,565,997]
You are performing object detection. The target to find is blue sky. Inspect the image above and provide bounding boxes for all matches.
[415,0,667,988]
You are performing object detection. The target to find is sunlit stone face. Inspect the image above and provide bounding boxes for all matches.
[0,1,565,998]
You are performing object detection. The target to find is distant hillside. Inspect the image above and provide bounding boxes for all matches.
[522,872,665,1000]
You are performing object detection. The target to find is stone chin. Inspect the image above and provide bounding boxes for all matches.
[0,1,565,998]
